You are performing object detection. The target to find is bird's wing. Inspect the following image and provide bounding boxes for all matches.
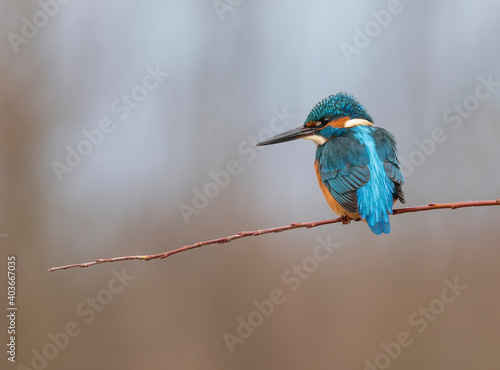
[372,128,405,203]
[318,136,371,213]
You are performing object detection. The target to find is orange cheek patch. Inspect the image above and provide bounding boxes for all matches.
[327,116,350,128]
[305,121,317,128]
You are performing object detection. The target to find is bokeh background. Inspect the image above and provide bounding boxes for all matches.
[1,1,500,369]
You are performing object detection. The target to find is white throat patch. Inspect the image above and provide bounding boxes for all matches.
[303,135,328,145]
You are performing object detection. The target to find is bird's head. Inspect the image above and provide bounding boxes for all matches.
[257,93,374,147]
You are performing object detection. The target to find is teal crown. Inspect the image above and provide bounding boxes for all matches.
[304,92,374,125]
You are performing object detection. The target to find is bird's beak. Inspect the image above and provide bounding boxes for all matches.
[256,126,317,146]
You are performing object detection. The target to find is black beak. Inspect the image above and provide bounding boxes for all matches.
[256,126,317,146]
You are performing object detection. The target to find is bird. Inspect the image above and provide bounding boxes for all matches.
[256,92,405,235]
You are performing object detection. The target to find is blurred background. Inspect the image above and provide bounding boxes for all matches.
[1,1,500,369]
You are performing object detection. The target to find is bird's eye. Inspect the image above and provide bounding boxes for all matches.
[320,117,331,125]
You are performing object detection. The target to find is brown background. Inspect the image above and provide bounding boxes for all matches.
[1,1,499,369]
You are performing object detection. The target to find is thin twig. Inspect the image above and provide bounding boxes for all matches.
[48,199,500,272]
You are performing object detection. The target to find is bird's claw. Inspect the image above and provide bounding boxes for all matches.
[341,216,351,225]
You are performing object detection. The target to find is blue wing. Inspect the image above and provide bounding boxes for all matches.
[372,128,405,204]
[317,128,405,235]
[317,135,370,214]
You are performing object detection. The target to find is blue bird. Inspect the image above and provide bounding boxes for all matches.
[256,93,405,235]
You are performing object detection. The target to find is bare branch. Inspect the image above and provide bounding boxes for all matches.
[48,199,500,272]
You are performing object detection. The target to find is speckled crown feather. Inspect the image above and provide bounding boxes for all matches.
[304,92,374,125]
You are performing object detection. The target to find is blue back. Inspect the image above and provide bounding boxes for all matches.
[316,125,405,235]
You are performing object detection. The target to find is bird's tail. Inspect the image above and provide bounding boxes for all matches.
[365,212,391,235]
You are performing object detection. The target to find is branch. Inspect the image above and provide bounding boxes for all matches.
[48,199,500,272]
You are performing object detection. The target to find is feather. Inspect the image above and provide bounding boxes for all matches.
[316,125,405,234]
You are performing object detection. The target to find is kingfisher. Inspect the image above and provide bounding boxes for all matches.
[256,93,405,235]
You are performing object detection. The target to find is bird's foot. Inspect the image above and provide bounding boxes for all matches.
[340,215,351,225]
